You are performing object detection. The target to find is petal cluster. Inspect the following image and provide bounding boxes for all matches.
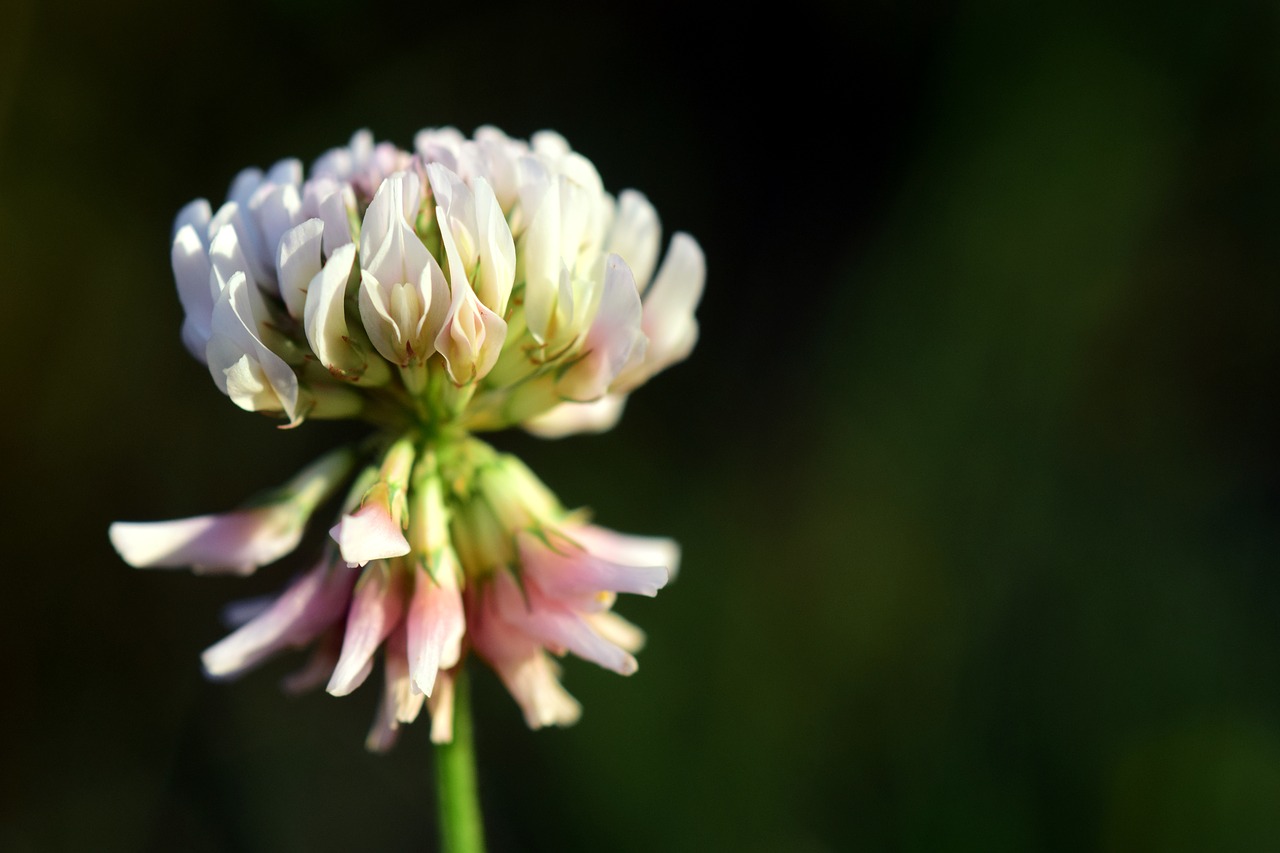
[169,126,704,435]
[110,438,677,748]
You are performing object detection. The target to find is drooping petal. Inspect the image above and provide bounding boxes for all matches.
[405,552,464,697]
[573,524,681,580]
[582,610,647,653]
[427,668,456,743]
[518,529,669,599]
[108,447,354,573]
[281,628,343,695]
[470,596,582,729]
[327,562,406,696]
[109,509,298,576]
[329,482,410,568]
[201,558,359,678]
[490,570,638,675]
[366,622,424,752]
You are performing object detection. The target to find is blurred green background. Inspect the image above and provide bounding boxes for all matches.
[3,0,1280,850]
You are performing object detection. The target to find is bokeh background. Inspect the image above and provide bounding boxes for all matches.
[3,1,1280,850]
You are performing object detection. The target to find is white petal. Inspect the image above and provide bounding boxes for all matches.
[173,199,212,244]
[519,167,561,342]
[206,272,299,420]
[276,219,324,319]
[304,243,362,376]
[628,232,704,388]
[474,177,516,315]
[172,225,214,358]
[605,190,661,290]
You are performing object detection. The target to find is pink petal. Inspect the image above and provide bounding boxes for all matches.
[519,530,668,599]
[329,498,410,569]
[201,558,358,679]
[491,570,637,675]
[109,506,302,575]
[326,563,406,696]
[572,524,682,580]
[469,595,582,729]
[406,557,465,697]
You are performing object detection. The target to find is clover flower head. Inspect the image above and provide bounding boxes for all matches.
[110,125,702,750]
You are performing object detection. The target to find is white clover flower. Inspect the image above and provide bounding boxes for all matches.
[112,125,703,757]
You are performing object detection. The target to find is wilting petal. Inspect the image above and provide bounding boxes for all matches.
[329,482,410,568]
[327,562,406,696]
[108,447,354,574]
[366,623,424,752]
[583,610,647,653]
[109,508,299,575]
[571,524,682,581]
[518,529,668,599]
[471,598,582,729]
[201,558,359,678]
[282,628,343,695]
[491,570,637,675]
[406,552,464,697]
[427,668,456,743]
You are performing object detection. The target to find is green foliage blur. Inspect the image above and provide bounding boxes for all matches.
[2,1,1278,850]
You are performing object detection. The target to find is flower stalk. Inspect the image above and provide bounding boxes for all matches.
[435,665,485,853]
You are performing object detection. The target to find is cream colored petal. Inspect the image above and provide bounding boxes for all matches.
[605,190,661,291]
[556,256,646,402]
[522,395,627,439]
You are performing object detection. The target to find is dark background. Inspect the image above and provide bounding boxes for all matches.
[3,1,1280,850]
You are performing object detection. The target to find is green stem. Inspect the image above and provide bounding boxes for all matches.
[435,665,486,853]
